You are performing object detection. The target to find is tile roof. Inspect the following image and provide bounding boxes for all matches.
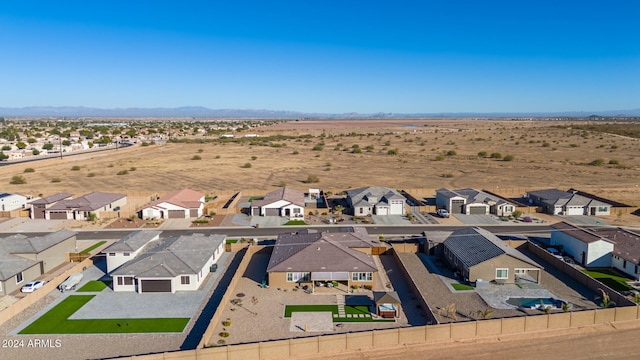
[47,192,125,211]
[267,227,378,273]
[112,234,225,278]
[28,192,74,205]
[590,227,640,265]
[252,187,305,208]
[103,230,162,253]
[443,227,540,269]
[147,189,204,210]
[551,221,607,244]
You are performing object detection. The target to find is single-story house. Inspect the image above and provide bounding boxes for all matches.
[436,188,517,216]
[267,227,380,290]
[346,186,406,216]
[0,193,28,212]
[250,187,305,220]
[550,222,614,267]
[591,227,640,281]
[527,189,611,216]
[28,192,74,219]
[442,227,542,284]
[140,189,205,219]
[103,230,162,273]
[111,233,226,293]
[44,192,127,220]
[0,230,77,296]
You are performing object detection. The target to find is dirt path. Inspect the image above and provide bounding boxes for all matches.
[299,320,640,360]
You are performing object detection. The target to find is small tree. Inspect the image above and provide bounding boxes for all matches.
[10,175,26,184]
[42,143,54,150]
[503,155,514,161]
[16,141,27,149]
[477,151,488,158]
[512,210,523,219]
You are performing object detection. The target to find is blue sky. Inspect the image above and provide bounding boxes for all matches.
[1,1,638,113]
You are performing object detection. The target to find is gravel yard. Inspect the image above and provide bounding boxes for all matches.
[395,250,599,324]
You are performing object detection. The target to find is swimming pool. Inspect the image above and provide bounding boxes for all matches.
[506,297,566,309]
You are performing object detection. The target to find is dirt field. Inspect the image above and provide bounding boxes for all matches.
[2,119,638,210]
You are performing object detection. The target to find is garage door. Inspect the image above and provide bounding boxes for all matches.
[140,280,172,293]
[451,200,465,214]
[49,211,68,220]
[189,209,199,217]
[168,210,185,218]
[265,208,280,216]
[469,206,486,215]
[566,207,584,215]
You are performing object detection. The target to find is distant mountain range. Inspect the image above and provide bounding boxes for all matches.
[1,106,639,118]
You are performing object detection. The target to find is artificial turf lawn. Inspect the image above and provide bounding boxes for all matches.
[452,283,474,291]
[581,269,634,292]
[19,295,189,334]
[76,280,112,292]
[284,304,393,322]
[80,241,106,254]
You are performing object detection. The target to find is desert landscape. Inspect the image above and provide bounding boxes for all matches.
[1,118,638,214]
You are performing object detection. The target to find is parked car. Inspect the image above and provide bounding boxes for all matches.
[546,247,564,261]
[436,209,450,218]
[21,280,46,293]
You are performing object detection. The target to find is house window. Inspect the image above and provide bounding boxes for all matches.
[123,277,134,285]
[495,268,508,279]
[359,208,363,214]
[352,272,372,282]
[598,207,608,212]
[16,272,24,284]
[623,260,627,268]
[109,253,116,256]
[123,252,130,257]
[293,208,301,214]
[181,276,190,285]
[117,277,123,285]
[286,272,310,282]
[514,269,526,275]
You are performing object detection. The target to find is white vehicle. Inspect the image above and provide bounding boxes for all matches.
[58,273,83,292]
[21,280,46,293]
[436,209,450,218]
[547,247,564,261]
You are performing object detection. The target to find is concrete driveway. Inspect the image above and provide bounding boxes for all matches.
[371,215,411,225]
[559,215,608,226]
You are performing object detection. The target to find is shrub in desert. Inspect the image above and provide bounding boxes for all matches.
[304,174,319,183]
[10,175,26,184]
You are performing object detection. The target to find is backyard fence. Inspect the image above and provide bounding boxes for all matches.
[114,306,640,360]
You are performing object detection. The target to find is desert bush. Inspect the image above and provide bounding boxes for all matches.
[9,175,26,184]
[609,159,620,165]
[387,148,398,155]
[490,152,502,159]
[51,178,61,183]
[292,150,299,155]
[241,162,252,168]
[87,172,96,177]
[304,174,319,183]
[191,155,202,160]
[129,167,136,171]
[312,144,324,151]
[589,158,605,166]
[434,155,445,161]
[446,150,457,156]
[71,165,81,171]
[23,168,35,173]
[251,156,257,160]
[503,155,514,161]
[116,170,129,175]
[477,151,488,158]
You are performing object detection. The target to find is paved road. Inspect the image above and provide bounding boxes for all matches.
[1,224,552,240]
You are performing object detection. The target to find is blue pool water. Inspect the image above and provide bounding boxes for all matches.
[507,297,565,309]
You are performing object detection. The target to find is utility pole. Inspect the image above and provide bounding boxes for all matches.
[59,136,62,160]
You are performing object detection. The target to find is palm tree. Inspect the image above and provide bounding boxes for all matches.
[597,288,616,308]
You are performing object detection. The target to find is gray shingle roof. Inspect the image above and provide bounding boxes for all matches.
[252,187,305,208]
[590,227,640,265]
[443,227,540,269]
[0,250,38,281]
[347,186,405,207]
[47,192,125,211]
[112,234,225,278]
[267,228,378,273]
[0,229,77,254]
[103,230,162,253]
[527,189,572,201]
[551,222,606,244]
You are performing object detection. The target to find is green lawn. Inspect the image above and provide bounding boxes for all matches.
[248,196,264,202]
[76,280,112,292]
[581,269,634,292]
[80,241,106,254]
[284,220,307,225]
[19,295,189,334]
[452,283,474,291]
[284,304,393,322]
